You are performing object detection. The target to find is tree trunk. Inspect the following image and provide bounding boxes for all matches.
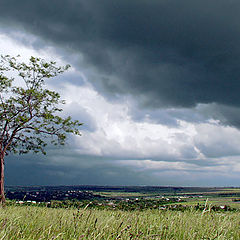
[0,153,5,204]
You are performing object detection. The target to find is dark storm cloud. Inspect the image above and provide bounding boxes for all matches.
[131,103,240,129]
[5,154,158,186]
[5,153,231,187]
[198,103,240,129]
[1,0,240,109]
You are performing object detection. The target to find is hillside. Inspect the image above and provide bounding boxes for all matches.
[0,205,240,239]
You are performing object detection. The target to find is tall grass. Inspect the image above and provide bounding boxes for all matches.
[0,206,239,239]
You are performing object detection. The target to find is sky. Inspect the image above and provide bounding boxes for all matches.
[1,0,240,186]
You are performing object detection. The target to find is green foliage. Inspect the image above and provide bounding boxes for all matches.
[0,55,82,156]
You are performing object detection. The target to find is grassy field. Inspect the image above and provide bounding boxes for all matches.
[0,205,240,239]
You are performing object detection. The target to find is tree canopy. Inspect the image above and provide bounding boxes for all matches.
[0,55,82,155]
[0,55,82,203]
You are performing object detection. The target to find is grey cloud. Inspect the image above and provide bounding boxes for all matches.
[130,105,211,126]
[5,139,240,186]
[62,102,97,132]
[130,102,240,130]
[1,0,240,109]
[5,153,157,186]
[198,103,240,129]
[53,72,86,87]
[3,0,240,187]
[194,137,240,158]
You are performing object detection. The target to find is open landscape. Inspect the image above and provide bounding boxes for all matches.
[1,186,240,239]
[6,185,240,210]
[2,1,240,239]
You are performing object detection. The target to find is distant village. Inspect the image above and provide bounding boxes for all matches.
[6,189,101,203]
[6,185,204,202]
[5,185,210,204]
[5,186,236,211]
[5,186,202,207]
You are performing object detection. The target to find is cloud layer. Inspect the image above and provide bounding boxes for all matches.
[1,1,240,186]
[1,0,240,109]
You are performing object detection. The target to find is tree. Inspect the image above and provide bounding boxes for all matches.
[0,55,82,204]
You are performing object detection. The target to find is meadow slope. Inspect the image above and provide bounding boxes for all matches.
[0,206,239,239]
